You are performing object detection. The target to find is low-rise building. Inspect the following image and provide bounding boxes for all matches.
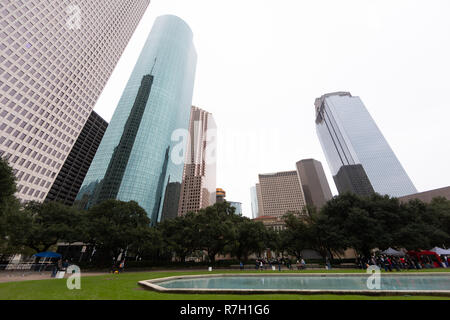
[398,186,450,203]
[253,215,286,232]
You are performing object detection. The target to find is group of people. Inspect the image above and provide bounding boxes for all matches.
[51,258,70,277]
[111,259,126,274]
[358,254,450,271]
[250,257,307,271]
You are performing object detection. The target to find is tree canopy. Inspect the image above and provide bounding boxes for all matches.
[1,159,450,267]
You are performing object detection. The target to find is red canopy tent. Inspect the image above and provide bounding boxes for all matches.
[407,250,442,267]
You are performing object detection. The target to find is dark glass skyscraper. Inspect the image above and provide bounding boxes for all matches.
[315,92,417,197]
[45,111,108,206]
[77,15,197,224]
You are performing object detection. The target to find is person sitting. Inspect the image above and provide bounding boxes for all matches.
[393,257,401,272]
[62,259,69,271]
[385,257,393,272]
[415,260,422,269]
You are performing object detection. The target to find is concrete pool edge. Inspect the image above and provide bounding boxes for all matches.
[137,273,450,297]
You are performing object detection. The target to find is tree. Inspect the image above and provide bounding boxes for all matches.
[0,157,20,239]
[158,212,198,262]
[344,207,381,257]
[0,157,16,201]
[394,199,448,250]
[427,197,450,247]
[130,224,166,261]
[8,201,84,253]
[308,209,347,262]
[194,202,237,264]
[264,228,283,258]
[281,211,316,260]
[318,193,382,257]
[85,200,151,263]
[229,217,267,261]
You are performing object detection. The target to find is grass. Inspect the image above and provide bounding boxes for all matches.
[0,269,449,300]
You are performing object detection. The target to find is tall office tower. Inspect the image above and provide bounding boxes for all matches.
[315,92,417,197]
[0,0,150,202]
[45,111,107,206]
[255,183,264,217]
[250,186,259,219]
[77,15,197,224]
[296,159,333,209]
[216,188,226,203]
[258,171,307,218]
[177,106,216,217]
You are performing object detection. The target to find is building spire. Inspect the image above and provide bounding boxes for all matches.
[151,57,157,75]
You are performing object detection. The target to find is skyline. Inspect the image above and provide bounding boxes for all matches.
[77,15,197,223]
[93,0,450,218]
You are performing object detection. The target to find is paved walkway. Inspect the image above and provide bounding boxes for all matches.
[0,271,108,283]
[0,267,330,283]
[0,269,217,283]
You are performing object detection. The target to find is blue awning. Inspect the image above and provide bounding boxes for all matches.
[33,251,62,258]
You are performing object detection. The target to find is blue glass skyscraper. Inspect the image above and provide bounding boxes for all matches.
[315,92,417,198]
[77,15,197,224]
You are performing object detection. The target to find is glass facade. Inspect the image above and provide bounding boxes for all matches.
[229,202,243,216]
[76,15,197,224]
[250,186,259,219]
[45,111,108,206]
[315,92,417,197]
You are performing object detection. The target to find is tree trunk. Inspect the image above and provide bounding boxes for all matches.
[208,251,216,265]
[327,248,335,262]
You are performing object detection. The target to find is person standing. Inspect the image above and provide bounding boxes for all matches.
[51,260,58,278]
[326,257,332,270]
[119,260,125,273]
[57,258,63,271]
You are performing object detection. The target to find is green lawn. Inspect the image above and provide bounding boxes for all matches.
[0,269,449,300]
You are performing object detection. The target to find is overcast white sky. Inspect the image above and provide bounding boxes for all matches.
[94,0,450,218]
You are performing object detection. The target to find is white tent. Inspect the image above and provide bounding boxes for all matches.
[381,247,405,256]
[430,247,450,255]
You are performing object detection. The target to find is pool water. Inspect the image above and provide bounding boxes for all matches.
[157,275,450,291]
